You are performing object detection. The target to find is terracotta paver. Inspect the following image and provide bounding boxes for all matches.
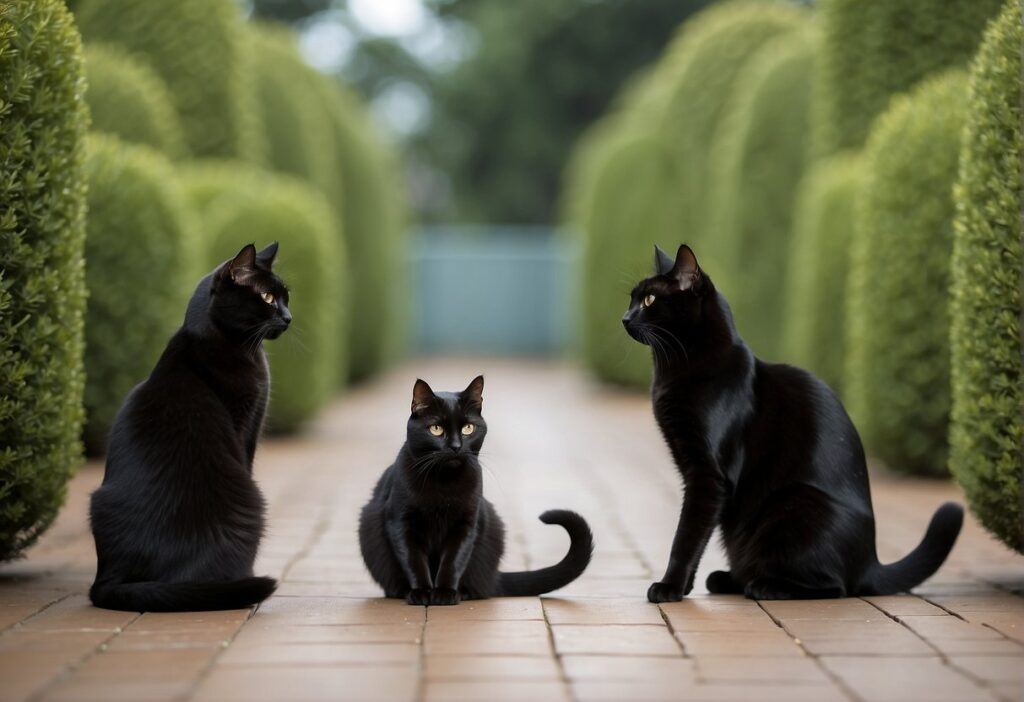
[0,359,1021,701]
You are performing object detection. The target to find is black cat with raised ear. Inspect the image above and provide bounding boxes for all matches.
[89,242,291,611]
[359,376,594,605]
[623,243,963,602]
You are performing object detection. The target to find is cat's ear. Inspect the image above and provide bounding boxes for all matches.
[461,375,484,409]
[256,241,279,270]
[670,244,701,291]
[412,379,435,414]
[223,243,258,284]
[654,245,675,275]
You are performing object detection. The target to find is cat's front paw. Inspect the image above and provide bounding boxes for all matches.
[429,588,460,606]
[406,588,431,606]
[647,581,686,603]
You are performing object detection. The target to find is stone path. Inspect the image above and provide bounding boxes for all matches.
[1,359,1022,701]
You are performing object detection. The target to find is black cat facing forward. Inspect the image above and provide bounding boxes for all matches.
[89,243,290,612]
[359,376,593,605]
[623,244,963,602]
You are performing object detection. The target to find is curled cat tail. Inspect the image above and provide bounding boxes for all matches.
[497,510,593,597]
[89,576,277,612]
[859,502,964,595]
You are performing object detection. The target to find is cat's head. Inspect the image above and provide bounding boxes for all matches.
[406,376,487,466]
[209,242,292,342]
[621,244,711,345]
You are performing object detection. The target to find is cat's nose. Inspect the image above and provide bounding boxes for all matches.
[621,312,632,329]
[447,437,462,452]
[280,309,292,326]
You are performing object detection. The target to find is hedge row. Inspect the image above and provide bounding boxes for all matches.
[949,0,1022,552]
[0,0,88,560]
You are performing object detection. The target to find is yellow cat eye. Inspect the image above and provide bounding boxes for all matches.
[261,292,275,305]
[642,294,656,308]
[461,423,475,436]
[429,424,444,436]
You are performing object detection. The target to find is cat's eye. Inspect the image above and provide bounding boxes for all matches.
[461,423,475,436]
[429,424,444,436]
[261,292,275,305]
[642,294,656,308]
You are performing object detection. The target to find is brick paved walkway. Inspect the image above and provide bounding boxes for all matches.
[1,359,1022,702]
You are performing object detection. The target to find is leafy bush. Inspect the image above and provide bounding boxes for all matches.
[76,0,263,161]
[82,43,184,157]
[81,135,199,453]
[0,0,88,560]
[707,26,815,359]
[182,163,345,432]
[949,0,1022,552]
[844,71,968,476]
[814,0,1002,155]
[782,153,863,393]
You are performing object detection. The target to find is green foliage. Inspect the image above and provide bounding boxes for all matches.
[81,135,199,453]
[949,0,1023,552]
[76,0,264,161]
[82,43,185,157]
[0,0,88,560]
[182,163,345,432]
[844,71,969,476]
[782,153,863,393]
[814,0,1002,155]
[707,26,815,359]
[655,1,807,257]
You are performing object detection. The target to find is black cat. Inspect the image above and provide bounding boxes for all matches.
[89,243,290,612]
[359,376,593,605]
[622,244,963,602]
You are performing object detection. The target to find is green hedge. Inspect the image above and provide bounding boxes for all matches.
[183,163,345,432]
[814,0,1002,155]
[654,1,806,255]
[76,0,263,161]
[950,0,1022,552]
[707,26,815,359]
[83,43,184,158]
[0,0,88,560]
[81,135,199,453]
[844,71,969,476]
[782,153,863,393]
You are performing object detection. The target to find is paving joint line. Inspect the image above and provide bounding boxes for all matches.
[540,597,577,702]
[0,591,73,636]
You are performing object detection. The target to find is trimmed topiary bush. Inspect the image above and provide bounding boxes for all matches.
[949,0,1022,552]
[76,0,263,161]
[183,163,345,432]
[844,71,969,476]
[83,43,185,157]
[81,135,199,453]
[814,0,1002,156]
[782,153,863,393]
[654,1,806,255]
[0,0,88,560]
[707,26,815,359]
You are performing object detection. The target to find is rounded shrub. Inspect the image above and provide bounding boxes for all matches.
[81,135,199,453]
[844,71,969,476]
[814,0,1002,156]
[0,0,88,560]
[182,163,345,432]
[76,0,263,161]
[83,43,185,157]
[949,0,1022,552]
[654,1,806,254]
[782,153,863,393]
[706,26,816,359]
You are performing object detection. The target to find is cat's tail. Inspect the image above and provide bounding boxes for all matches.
[859,502,963,595]
[496,510,593,597]
[89,576,277,612]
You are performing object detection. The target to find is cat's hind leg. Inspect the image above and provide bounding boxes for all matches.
[705,570,744,594]
[744,576,845,600]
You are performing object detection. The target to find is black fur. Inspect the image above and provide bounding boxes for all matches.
[89,243,291,612]
[359,376,593,605]
[623,244,963,602]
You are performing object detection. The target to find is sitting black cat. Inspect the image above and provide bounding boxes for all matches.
[359,376,593,605]
[622,244,963,602]
[89,243,290,612]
